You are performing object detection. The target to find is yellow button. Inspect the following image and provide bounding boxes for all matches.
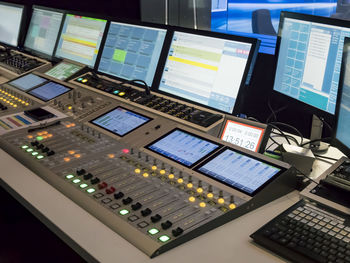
[229,203,236,210]
[108,153,115,159]
[143,173,149,178]
[218,198,225,204]
[68,106,72,110]
[207,193,214,199]
[189,196,195,202]
[151,165,157,171]
[177,178,184,184]
[168,174,174,179]
[64,157,71,162]
[187,183,193,189]
[199,202,206,208]
[74,154,81,158]
[159,169,166,175]
[119,92,125,96]
[196,188,203,194]
[134,168,141,174]
[68,150,75,155]
[82,79,88,83]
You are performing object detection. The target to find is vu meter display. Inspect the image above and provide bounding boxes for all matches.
[55,14,107,67]
[146,129,221,167]
[221,120,264,152]
[91,107,152,137]
[158,31,252,113]
[197,148,282,196]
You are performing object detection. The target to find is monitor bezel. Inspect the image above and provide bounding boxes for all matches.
[28,80,72,102]
[90,106,153,138]
[23,5,66,60]
[0,1,26,48]
[194,146,288,197]
[271,11,350,119]
[332,36,350,158]
[53,10,108,68]
[153,26,259,115]
[94,18,172,90]
[145,127,223,168]
[218,116,271,154]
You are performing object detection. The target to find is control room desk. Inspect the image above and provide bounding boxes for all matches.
[0,147,345,263]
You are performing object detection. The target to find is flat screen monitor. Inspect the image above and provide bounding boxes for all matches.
[91,107,152,137]
[211,0,339,54]
[0,2,24,47]
[45,61,83,80]
[24,7,64,57]
[195,147,284,196]
[334,37,350,157]
[219,117,271,153]
[273,12,350,116]
[98,22,167,87]
[28,81,71,102]
[55,14,107,67]
[158,30,257,114]
[8,73,48,91]
[145,128,221,168]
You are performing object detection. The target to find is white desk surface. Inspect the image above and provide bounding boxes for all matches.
[0,146,345,263]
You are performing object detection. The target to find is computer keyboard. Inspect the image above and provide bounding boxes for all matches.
[250,199,350,263]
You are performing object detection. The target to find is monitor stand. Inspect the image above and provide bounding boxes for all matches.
[309,114,329,153]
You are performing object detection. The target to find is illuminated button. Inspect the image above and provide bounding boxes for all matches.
[70,123,76,127]
[199,202,206,208]
[47,134,53,138]
[25,103,29,106]
[67,106,72,110]
[187,183,193,189]
[122,149,129,154]
[143,172,149,178]
[64,157,71,162]
[134,168,141,174]
[207,193,214,199]
[36,155,44,159]
[188,196,196,202]
[118,92,125,96]
[108,153,115,159]
[113,90,119,94]
[68,150,75,155]
[26,148,33,152]
[86,188,95,194]
[74,154,81,158]
[21,145,29,149]
[79,183,88,189]
[13,105,17,107]
[158,235,171,243]
[148,228,159,235]
[168,174,174,179]
[119,209,129,216]
[31,152,39,156]
[72,179,81,184]
[151,165,157,171]
[36,136,44,141]
[82,79,88,83]
[177,178,184,184]
[229,203,237,210]
[159,170,166,175]
[77,77,83,82]
[218,198,225,204]
[196,188,203,194]
[65,174,74,179]
[42,131,48,135]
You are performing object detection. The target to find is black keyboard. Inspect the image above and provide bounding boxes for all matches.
[250,199,350,263]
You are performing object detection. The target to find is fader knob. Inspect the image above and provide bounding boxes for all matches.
[131,202,142,211]
[122,197,133,205]
[161,220,173,230]
[141,208,152,217]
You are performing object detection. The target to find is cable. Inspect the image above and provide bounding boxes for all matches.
[300,137,332,147]
[314,154,339,161]
[269,121,303,146]
[266,98,288,123]
[269,124,291,144]
[270,131,299,145]
[119,79,151,95]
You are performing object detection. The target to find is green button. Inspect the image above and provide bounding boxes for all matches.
[21,145,29,149]
[158,235,170,242]
[31,152,39,156]
[72,179,81,184]
[26,148,33,152]
[86,188,95,194]
[36,155,44,159]
[119,209,129,216]
[79,183,88,189]
[148,228,159,235]
[65,174,74,179]
[36,136,44,141]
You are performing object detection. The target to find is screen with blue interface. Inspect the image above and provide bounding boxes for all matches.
[55,14,107,67]
[28,82,71,101]
[146,129,221,167]
[211,0,339,54]
[9,74,47,91]
[336,41,350,150]
[0,3,23,46]
[91,107,152,137]
[196,148,281,195]
[98,22,167,86]
[273,16,350,115]
[158,31,252,114]
[24,8,63,56]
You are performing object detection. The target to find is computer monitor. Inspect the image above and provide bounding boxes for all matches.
[55,13,107,67]
[24,6,64,58]
[157,29,258,114]
[97,21,168,87]
[273,12,350,120]
[333,37,350,157]
[0,2,24,47]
